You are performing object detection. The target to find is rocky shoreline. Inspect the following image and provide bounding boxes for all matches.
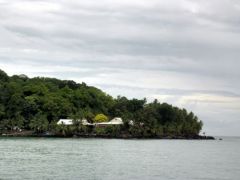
[0,131,215,140]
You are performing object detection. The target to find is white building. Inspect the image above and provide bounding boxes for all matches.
[109,117,124,125]
[95,117,123,126]
[57,119,73,125]
[57,119,91,125]
[57,117,123,126]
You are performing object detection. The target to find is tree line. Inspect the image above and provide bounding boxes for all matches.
[0,69,203,138]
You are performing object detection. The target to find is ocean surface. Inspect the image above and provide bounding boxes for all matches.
[0,137,239,180]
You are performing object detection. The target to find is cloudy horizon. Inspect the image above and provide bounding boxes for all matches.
[0,0,240,136]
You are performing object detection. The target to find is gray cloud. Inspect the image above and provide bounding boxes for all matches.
[0,0,240,135]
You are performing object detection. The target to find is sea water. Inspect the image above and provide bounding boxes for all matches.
[0,137,239,180]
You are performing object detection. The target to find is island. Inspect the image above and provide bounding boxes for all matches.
[0,69,214,139]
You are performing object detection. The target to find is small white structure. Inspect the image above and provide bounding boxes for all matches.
[57,119,73,125]
[109,117,123,125]
[129,120,134,126]
[95,117,123,126]
[57,119,92,126]
[57,117,124,126]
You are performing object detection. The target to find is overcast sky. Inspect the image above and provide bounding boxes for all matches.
[0,0,240,136]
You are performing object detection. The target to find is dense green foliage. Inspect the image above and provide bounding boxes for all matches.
[0,69,203,137]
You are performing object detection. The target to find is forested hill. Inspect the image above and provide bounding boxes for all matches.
[0,69,203,138]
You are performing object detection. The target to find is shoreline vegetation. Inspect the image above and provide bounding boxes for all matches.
[0,69,214,140]
[0,131,215,140]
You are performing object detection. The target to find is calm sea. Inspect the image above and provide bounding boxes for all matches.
[0,137,239,180]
